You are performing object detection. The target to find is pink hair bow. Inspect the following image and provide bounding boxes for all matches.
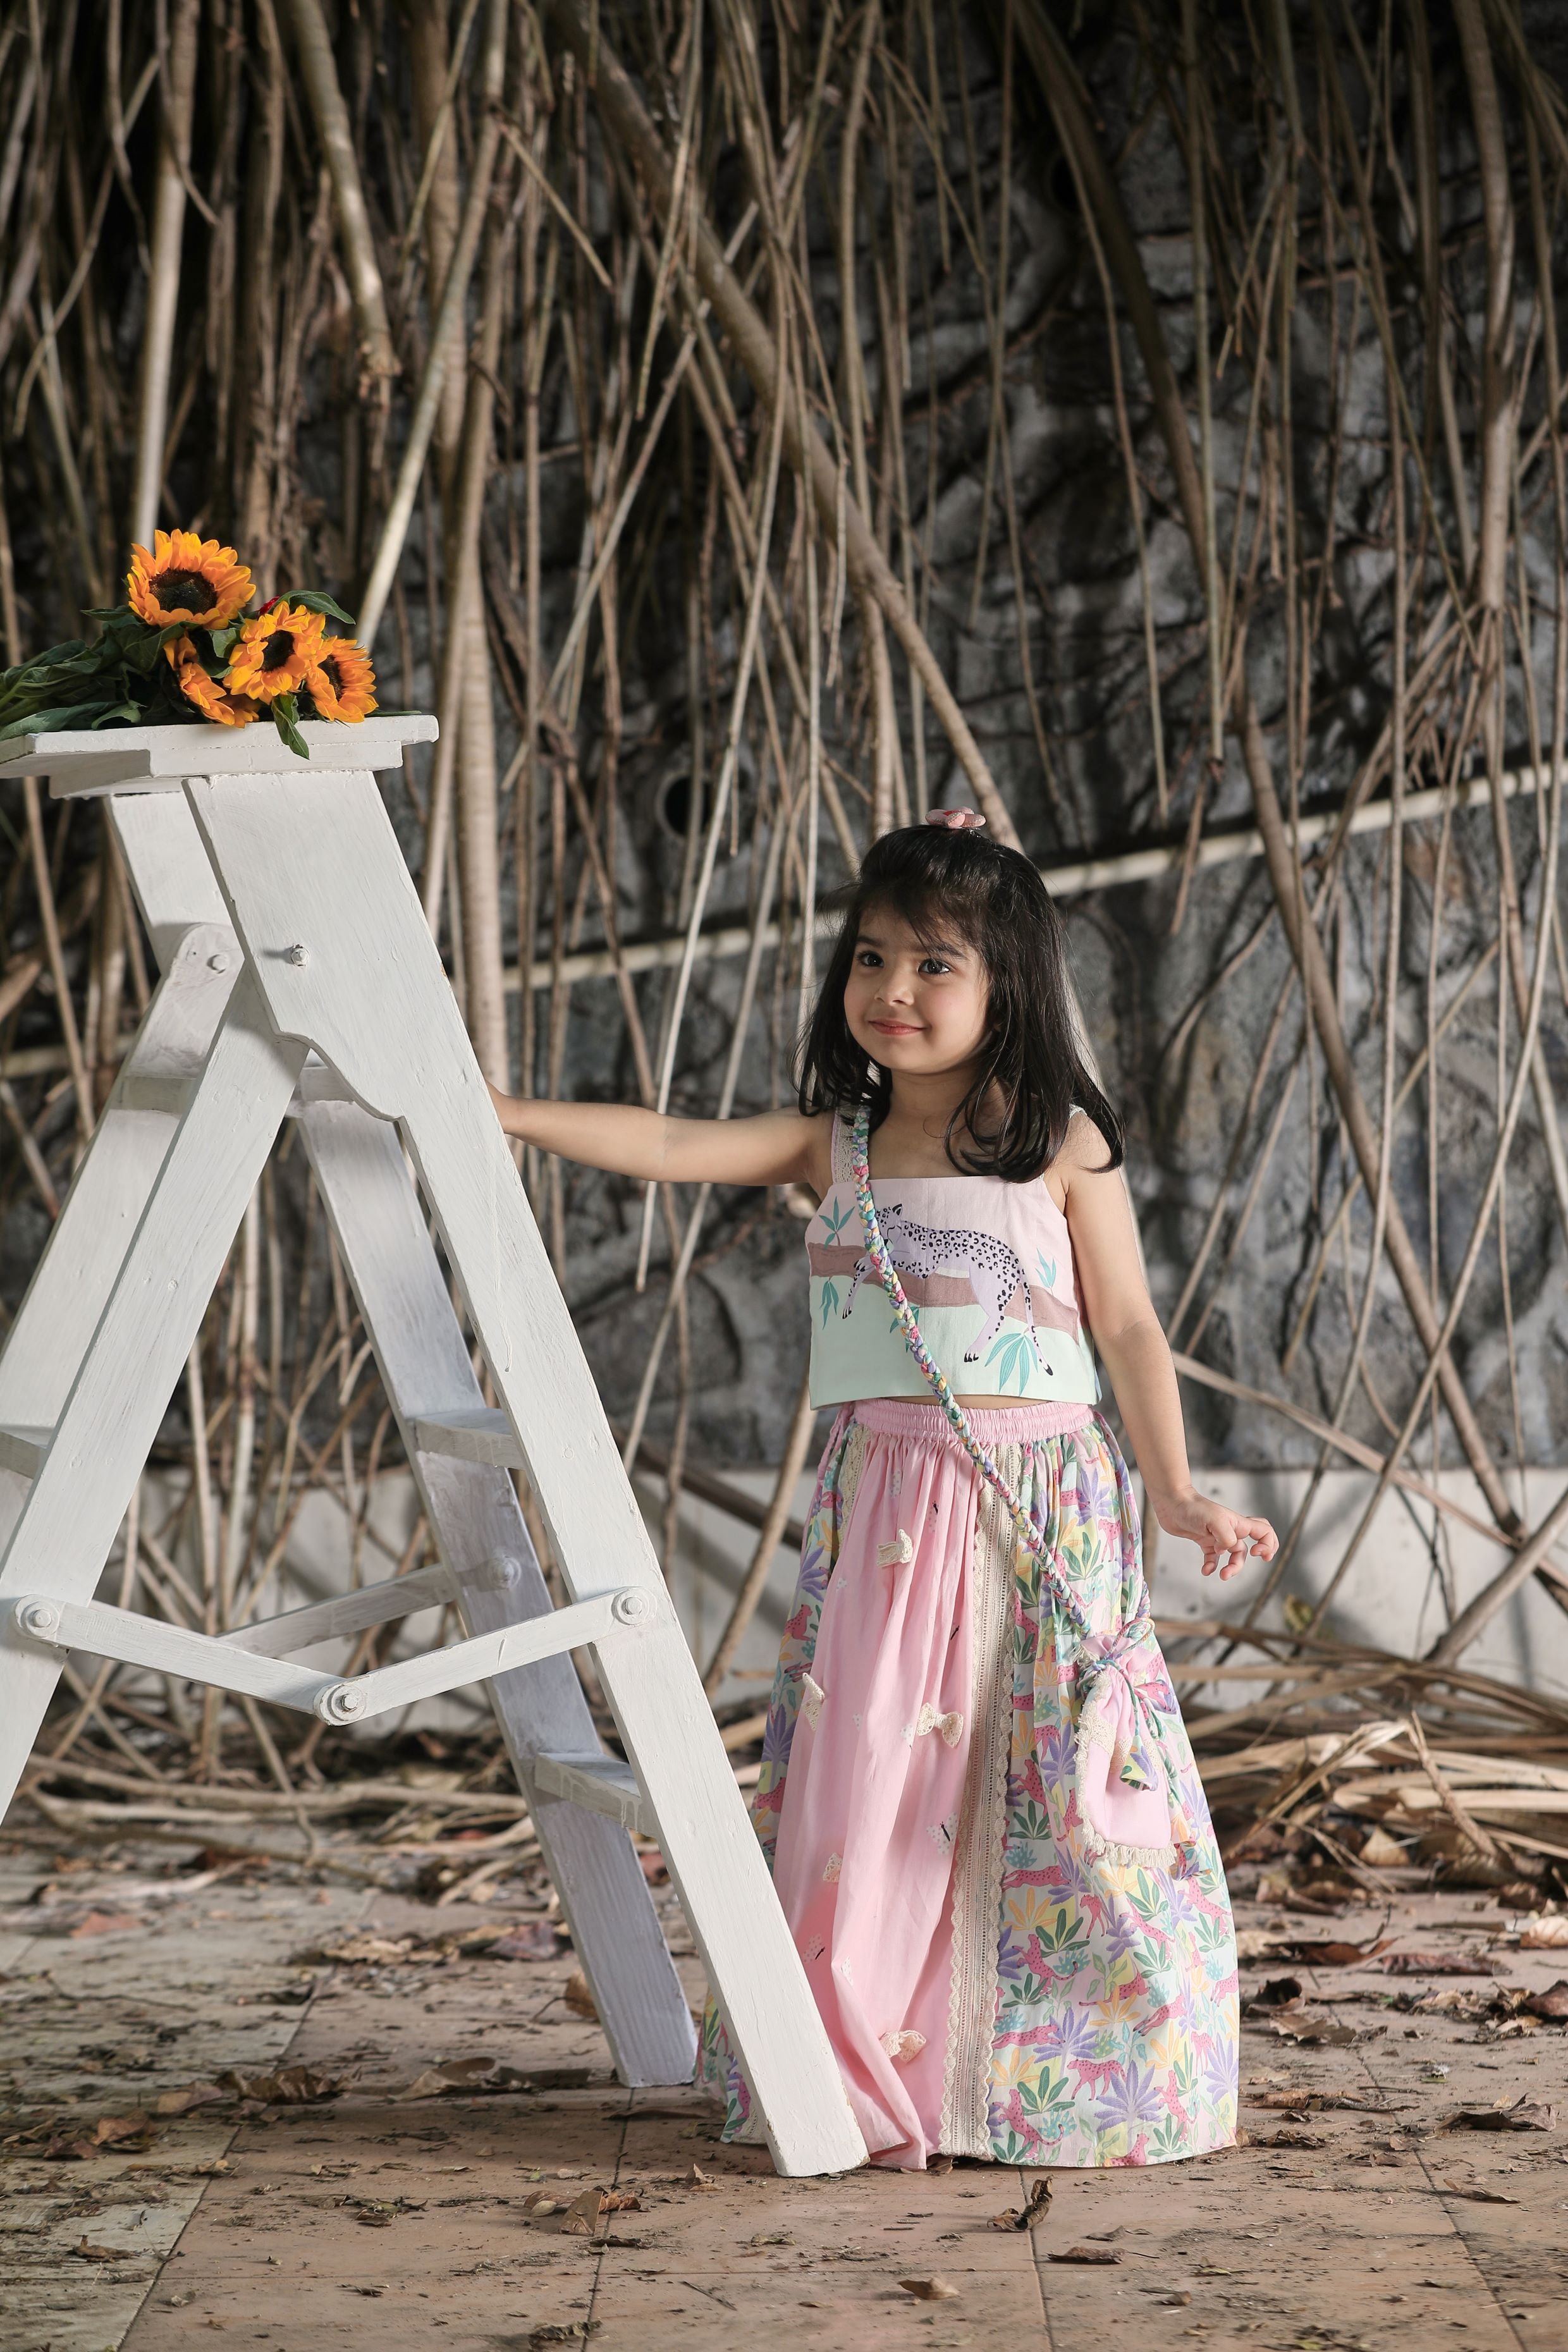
[925,806,986,830]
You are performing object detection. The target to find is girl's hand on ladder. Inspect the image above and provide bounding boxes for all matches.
[1151,1487,1278,1581]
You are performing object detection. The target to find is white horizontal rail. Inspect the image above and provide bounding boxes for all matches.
[6,766,1555,1085]
[8,1596,342,1713]
[310,1589,648,1724]
[502,763,1558,991]
[219,1560,458,1657]
[8,1583,655,1725]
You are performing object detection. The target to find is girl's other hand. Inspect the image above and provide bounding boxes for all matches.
[1153,1488,1277,1581]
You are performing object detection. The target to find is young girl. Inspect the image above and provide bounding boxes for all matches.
[488,812,1276,2173]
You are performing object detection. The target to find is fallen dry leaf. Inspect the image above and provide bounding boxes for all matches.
[1263,2015,1359,2048]
[1439,2099,1557,2133]
[563,1969,599,2020]
[683,2161,718,2189]
[1253,2127,1326,2149]
[1243,1975,1304,2014]
[1519,1916,1568,1950]
[1238,1933,1390,1967]
[1048,2245,1122,2265]
[560,2187,608,2237]
[312,1932,417,1966]
[1383,1952,1494,1977]
[43,2112,158,2160]
[486,1921,558,1962]
[154,2083,225,2117]
[898,2276,960,2300]
[1444,2180,1521,2203]
[1521,1978,1568,2021]
[67,1910,142,1938]
[991,2177,1052,2231]
[216,2065,348,2105]
[71,2237,118,2261]
[400,2054,529,2100]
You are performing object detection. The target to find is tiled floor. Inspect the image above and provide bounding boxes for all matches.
[4,1849,1567,2349]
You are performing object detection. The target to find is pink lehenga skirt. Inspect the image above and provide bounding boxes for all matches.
[699,1399,1238,2171]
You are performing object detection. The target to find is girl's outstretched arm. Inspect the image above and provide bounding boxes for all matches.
[1059,1119,1278,1581]
[487,1086,831,1193]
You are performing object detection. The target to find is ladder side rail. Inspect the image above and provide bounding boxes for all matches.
[299,1097,698,2088]
[0,927,240,1556]
[194,773,865,2176]
[0,974,307,1815]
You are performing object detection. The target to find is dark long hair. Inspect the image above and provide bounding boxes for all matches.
[796,823,1124,1182]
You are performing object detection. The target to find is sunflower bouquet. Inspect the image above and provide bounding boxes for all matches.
[0,531,377,760]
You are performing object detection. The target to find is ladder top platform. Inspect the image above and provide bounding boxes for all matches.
[0,714,438,795]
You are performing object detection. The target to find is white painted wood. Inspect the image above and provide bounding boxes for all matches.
[116,1071,196,1117]
[8,1595,341,1713]
[319,1591,632,1723]
[190,767,866,2177]
[0,1428,49,1479]
[298,1096,697,2089]
[0,971,307,1808]
[0,922,240,1561]
[534,1752,647,1834]
[109,792,232,971]
[220,1561,456,1657]
[411,1406,520,1469]
[0,745,860,2172]
[0,714,436,795]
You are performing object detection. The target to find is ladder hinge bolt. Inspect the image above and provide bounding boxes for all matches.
[285,943,310,967]
[611,1588,654,1627]
[14,1598,60,1641]
[207,953,230,973]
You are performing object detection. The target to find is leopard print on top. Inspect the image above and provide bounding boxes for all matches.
[805,1112,1099,1411]
[842,1204,1047,1369]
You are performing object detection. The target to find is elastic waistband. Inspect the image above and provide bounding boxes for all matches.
[850,1397,1094,1445]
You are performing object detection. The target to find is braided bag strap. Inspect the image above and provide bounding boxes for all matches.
[848,1105,1089,1637]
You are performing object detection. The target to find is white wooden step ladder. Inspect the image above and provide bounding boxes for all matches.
[0,717,864,2179]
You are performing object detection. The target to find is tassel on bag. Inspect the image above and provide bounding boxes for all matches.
[847,1103,1178,1868]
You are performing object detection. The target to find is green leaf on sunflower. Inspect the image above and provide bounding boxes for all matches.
[271,694,310,760]
[281,588,357,630]
[207,624,242,661]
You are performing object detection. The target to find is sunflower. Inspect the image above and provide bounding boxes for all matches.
[223,601,328,703]
[128,531,253,629]
[304,635,377,723]
[166,637,260,727]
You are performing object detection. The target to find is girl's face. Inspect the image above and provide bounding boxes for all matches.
[843,907,991,1079]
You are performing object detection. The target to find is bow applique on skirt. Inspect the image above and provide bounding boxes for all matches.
[1071,1619,1179,1869]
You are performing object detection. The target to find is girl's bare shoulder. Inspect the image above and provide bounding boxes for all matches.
[796,1106,838,1197]
[1060,1105,1115,1173]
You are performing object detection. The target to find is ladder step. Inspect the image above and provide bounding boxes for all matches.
[0,1424,50,1479]
[412,1406,523,1469]
[116,1070,197,1117]
[534,1751,647,1835]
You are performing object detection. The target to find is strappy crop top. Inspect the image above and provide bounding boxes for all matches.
[805,1112,1099,1408]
